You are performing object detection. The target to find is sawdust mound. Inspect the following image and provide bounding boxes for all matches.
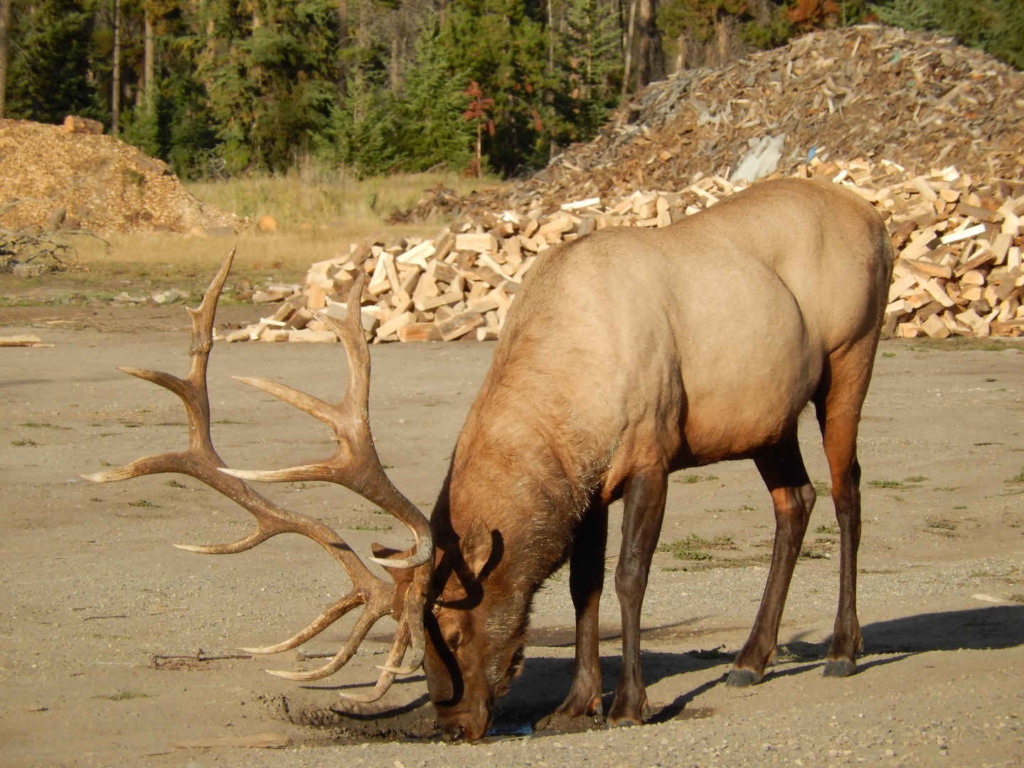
[402,25,1024,220]
[0,119,240,236]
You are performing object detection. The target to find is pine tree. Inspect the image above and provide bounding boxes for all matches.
[334,67,400,177]
[0,0,10,118]
[870,0,1024,69]
[556,0,621,142]
[439,0,551,175]
[5,0,101,124]
[395,24,474,173]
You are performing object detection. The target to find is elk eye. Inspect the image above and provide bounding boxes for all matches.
[445,631,462,650]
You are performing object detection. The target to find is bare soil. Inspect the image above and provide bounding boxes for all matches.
[1,308,1022,767]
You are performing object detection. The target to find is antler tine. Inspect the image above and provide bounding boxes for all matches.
[263,597,387,681]
[83,248,432,693]
[221,275,434,571]
[241,592,366,655]
[337,621,411,705]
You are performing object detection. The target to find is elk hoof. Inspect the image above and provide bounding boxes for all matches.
[823,658,857,678]
[607,696,650,727]
[725,667,762,687]
[555,694,603,719]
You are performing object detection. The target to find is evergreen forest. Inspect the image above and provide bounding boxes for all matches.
[0,0,1020,180]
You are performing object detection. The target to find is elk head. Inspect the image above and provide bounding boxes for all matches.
[84,249,547,739]
[375,473,539,740]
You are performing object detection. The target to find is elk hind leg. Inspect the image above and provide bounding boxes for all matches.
[608,468,668,726]
[815,349,873,677]
[557,500,608,717]
[727,436,815,687]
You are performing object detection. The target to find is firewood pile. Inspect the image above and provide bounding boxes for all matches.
[0,119,239,236]
[275,23,1015,343]
[399,25,1023,223]
[228,153,1023,344]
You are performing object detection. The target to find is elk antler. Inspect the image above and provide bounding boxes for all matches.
[83,248,433,706]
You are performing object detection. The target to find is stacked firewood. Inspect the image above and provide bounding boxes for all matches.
[871,168,1023,338]
[228,159,1023,344]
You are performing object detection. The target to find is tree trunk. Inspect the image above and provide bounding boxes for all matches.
[112,0,122,135]
[636,0,664,87]
[144,11,155,113]
[621,0,636,96]
[714,10,730,66]
[674,32,687,72]
[337,0,349,98]
[0,0,10,119]
[389,32,401,93]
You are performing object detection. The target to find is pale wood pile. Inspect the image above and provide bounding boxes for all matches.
[230,156,1023,344]
[871,167,1024,339]
[399,25,1024,225]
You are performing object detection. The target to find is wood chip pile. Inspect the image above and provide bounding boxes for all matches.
[228,152,1022,345]
[399,25,1023,223]
[0,119,239,236]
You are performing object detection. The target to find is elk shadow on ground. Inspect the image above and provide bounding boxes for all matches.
[282,606,1023,742]
[501,605,1024,730]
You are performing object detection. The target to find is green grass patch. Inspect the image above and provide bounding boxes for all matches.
[19,421,70,430]
[907,338,1024,353]
[661,533,735,561]
[675,473,719,484]
[924,517,957,537]
[97,690,149,702]
[815,522,840,535]
[868,476,927,490]
[799,545,829,559]
[128,499,160,508]
[11,439,39,447]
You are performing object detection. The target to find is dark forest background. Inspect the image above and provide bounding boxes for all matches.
[0,0,1020,180]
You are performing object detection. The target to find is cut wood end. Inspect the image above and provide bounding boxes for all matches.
[0,334,44,347]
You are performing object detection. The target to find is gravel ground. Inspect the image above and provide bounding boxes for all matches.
[1,321,1022,766]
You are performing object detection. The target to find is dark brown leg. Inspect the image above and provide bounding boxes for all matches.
[557,501,609,717]
[728,435,815,686]
[814,347,874,677]
[608,469,667,725]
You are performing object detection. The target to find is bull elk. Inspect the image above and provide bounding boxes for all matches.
[85,178,893,741]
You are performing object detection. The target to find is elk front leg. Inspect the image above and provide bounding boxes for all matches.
[608,469,667,726]
[728,437,815,687]
[557,501,609,718]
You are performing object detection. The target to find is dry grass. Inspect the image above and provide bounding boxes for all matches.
[187,167,500,229]
[66,170,508,281]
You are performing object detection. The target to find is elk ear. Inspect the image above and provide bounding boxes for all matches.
[459,518,495,579]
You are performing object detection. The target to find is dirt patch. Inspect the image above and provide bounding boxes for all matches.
[0,303,265,333]
[0,321,1022,766]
